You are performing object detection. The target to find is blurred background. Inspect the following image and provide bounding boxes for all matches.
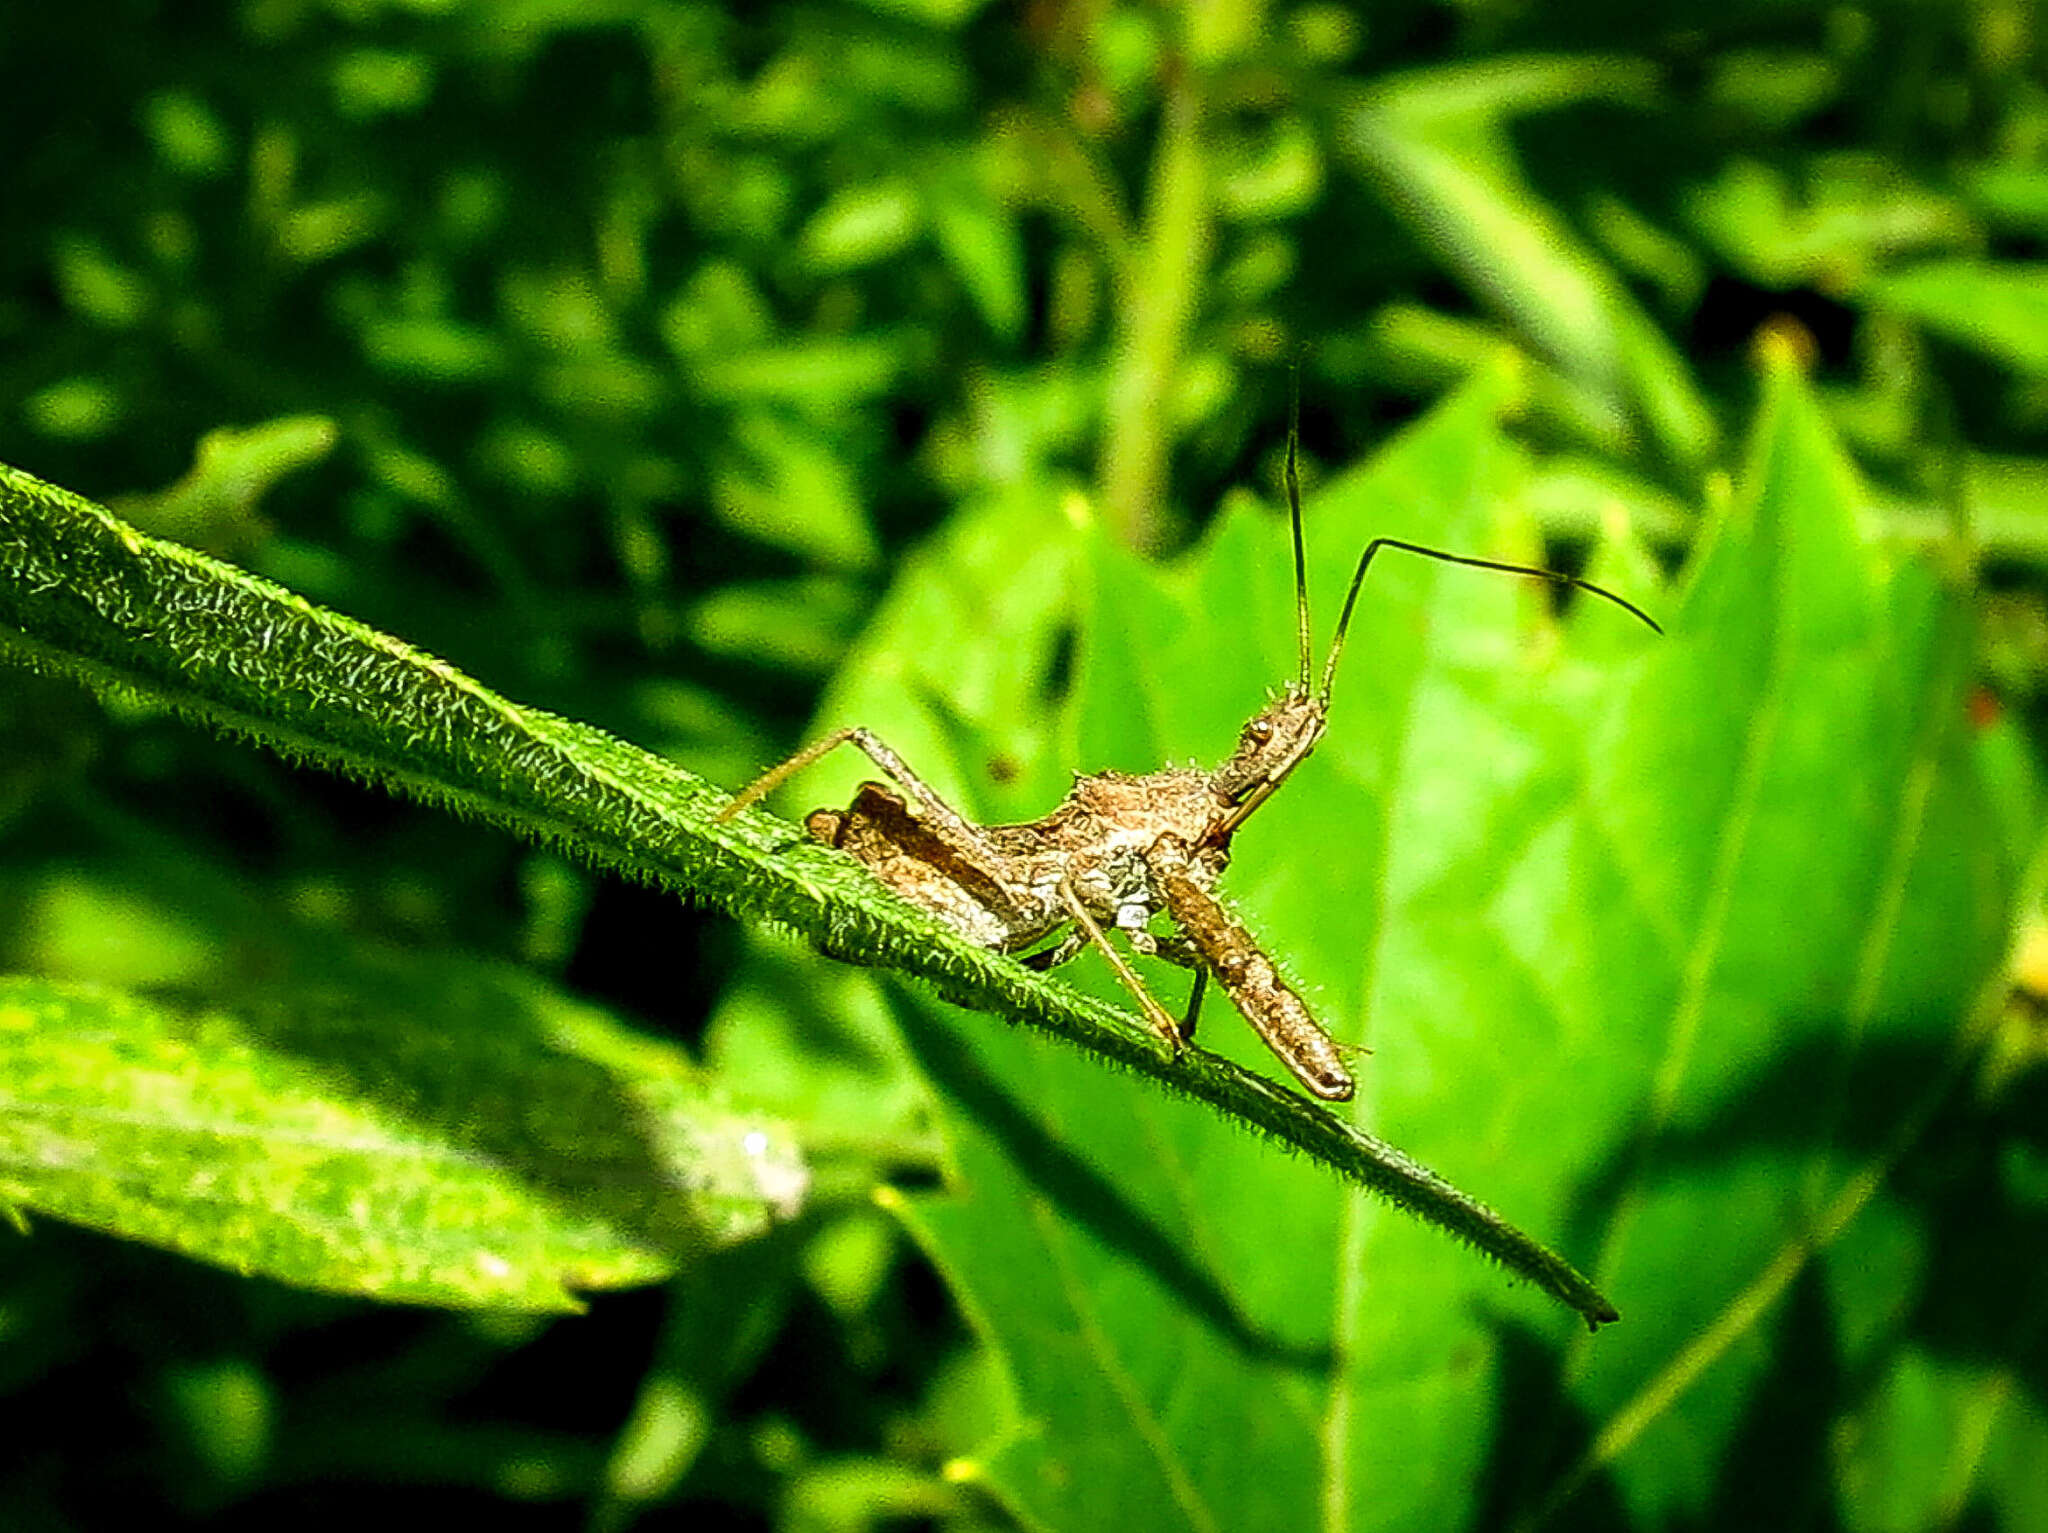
[3,0,2047,1528]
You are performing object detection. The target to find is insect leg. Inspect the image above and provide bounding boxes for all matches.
[718,726,1009,868]
[1028,909,1200,1036]
[1121,922,1207,1041]
[1184,967,1207,1041]
[1055,877,1186,1056]
[1142,836,1354,1102]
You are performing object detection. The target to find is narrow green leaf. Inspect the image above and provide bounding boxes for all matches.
[0,457,1614,1320]
[927,166,1027,342]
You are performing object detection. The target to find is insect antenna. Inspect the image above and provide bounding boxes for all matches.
[1315,539,1663,703]
[1286,368,1313,693]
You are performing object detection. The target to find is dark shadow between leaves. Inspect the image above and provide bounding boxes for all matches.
[1534,1015,2048,1515]
[1556,1023,1966,1263]
[1701,1263,1845,1532]
[1887,1064,2048,1401]
[1472,1313,1630,1533]
[891,983,1336,1373]
[1479,1264,1847,1532]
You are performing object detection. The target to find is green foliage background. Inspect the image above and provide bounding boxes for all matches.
[4,1,2048,1529]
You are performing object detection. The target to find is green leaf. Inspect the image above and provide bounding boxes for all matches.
[689,336,906,410]
[1557,354,2012,1526]
[710,412,880,569]
[113,414,338,554]
[1688,157,1975,294]
[779,364,2014,1528]
[1832,1347,2010,1532]
[1874,260,2048,376]
[358,316,507,383]
[0,970,803,1309]
[927,168,1027,343]
[686,576,867,673]
[0,451,1609,1316]
[23,376,123,441]
[52,233,154,329]
[704,928,937,1168]
[139,88,233,179]
[1341,59,1717,468]
[799,180,924,274]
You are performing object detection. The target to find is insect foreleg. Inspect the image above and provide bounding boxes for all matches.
[1143,837,1355,1102]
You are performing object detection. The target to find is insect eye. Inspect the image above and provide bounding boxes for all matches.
[1246,720,1273,744]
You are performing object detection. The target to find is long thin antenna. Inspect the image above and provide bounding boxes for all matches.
[1286,367,1312,692]
[1317,539,1664,702]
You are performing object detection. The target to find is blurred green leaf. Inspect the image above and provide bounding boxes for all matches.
[359,317,508,383]
[800,181,924,274]
[275,193,389,265]
[1874,261,2048,377]
[783,1455,960,1533]
[1215,115,1323,222]
[686,576,867,672]
[500,266,619,354]
[690,338,907,410]
[1704,49,1839,132]
[1343,59,1717,468]
[139,88,232,178]
[162,1359,272,1489]
[659,260,775,361]
[926,167,1026,343]
[113,415,337,555]
[1687,157,1975,293]
[1964,165,2048,233]
[712,413,879,569]
[704,930,937,1171]
[22,378,123,441]
[52,235,152,329]
[473,418,579,497]
[331,49,436,119]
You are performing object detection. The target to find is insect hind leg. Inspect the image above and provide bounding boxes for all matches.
[719,726,1008,869]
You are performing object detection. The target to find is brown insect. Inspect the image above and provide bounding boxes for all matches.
[718,421,1659,1100]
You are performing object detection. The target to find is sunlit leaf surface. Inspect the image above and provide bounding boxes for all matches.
[749,363,2023,1528]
